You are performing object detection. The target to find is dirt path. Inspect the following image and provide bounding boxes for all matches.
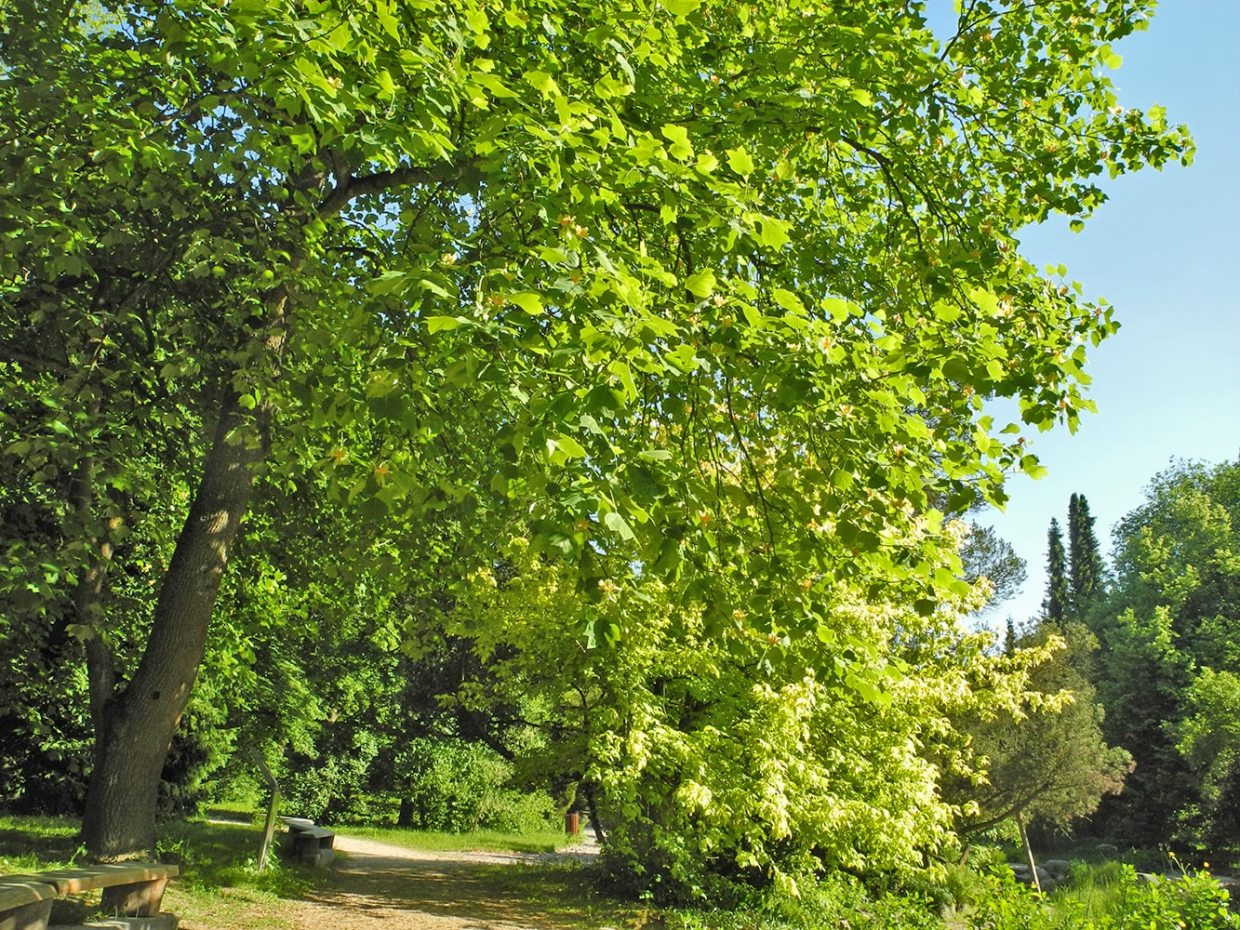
[275,831,614,930]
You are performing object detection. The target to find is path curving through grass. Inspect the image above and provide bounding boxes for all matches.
[242,830,636,930]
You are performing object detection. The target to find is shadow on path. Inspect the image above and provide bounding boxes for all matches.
[284,831,624,930]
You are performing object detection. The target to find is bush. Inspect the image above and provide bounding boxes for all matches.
[393,737,557,833]
[662,871,942,930]
[966,861,1240,930]
[478,788,558,834]
[280,730,379,823]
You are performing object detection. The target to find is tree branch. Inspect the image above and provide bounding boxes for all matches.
[317,160,475,218]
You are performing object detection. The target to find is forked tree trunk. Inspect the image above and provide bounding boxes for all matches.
[81,392,264,858]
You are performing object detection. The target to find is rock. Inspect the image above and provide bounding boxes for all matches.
[1008,863,1054,889]
[1041,859,1072,880]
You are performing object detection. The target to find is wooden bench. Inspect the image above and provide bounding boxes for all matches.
[0,878,56,930]
[0,863,177,930]
[279,818,334,867]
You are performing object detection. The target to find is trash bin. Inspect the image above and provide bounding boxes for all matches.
[565,811,580,835]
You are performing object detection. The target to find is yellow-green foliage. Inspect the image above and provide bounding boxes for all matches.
[450,524,1051,900]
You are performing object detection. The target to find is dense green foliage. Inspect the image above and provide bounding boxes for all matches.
[1042,518,1070,624]
[952,622,1131,838]
[664,857,1239,930]
[961,521,1028,612]
[1068,492,1105,615]
[4,814,1234,930]
[1088,458,1240,850]
[0,0,1209,904]
[454,537,1055,899]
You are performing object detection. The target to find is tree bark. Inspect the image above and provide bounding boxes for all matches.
[398,798,415,828]
[81,389,266,858]
[70,458,120,771]
[583,782,605,845]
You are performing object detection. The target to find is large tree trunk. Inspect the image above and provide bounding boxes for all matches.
[81,391,265,858]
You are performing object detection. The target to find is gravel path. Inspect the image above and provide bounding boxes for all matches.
[276,830,606,930]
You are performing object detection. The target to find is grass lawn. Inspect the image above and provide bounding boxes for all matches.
[0,814,311,929]
[0,813,629,930]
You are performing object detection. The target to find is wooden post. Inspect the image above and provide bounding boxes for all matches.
[251,749,280,873]
[1019,817,1042,894]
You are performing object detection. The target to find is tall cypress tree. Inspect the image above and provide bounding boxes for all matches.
[1042,518,1069,625]
[1067,492,1105,616]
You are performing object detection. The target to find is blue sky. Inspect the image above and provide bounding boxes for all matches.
[976,0,1240,624]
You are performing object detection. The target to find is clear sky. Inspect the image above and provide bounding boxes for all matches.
[976,0,1240,625]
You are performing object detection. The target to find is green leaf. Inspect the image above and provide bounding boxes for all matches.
[376,68,398,100]
[661,124,693,160]
[685,269,716,298]
[755,216,791,249]
[552,434,587,458]
[374,0,399,39]
[473,72,518,99]
[508,291,544,314]
[368,270,407,295]
[665,344,699,373]
[846,672,889,706]
[663,0,702,16]
[604,510,636,541]
[638,449,673,462]
[523,69,561,99]
[726,147,755,177]
[772,288,804,315]
[1021,454,1049,480]
[821,297,857,323]
[609,360,638,402]
[425,316,466,333]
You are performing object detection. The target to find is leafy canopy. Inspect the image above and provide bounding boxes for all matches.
[1,0,1190,633]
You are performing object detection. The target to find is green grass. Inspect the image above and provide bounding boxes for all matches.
[0,813,87,872]
[340,822,577,854]
[0,814,317,930]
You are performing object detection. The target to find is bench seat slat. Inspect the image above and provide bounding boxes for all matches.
[0,879,57,909]
[25,863,178,896]
[295,827,334,840]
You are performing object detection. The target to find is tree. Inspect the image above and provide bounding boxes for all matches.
[1067,492,1105,616]
[0,0,1191,858]
[961,523,1027,612]
[454,527,1046,899]
[1178,668,1240,847]
[1042,519,1070,625]
[1091,458,1240,846]
[954,623,1132,879]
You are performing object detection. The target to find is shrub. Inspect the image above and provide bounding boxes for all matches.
[280,730,379,823]
[966,861,1240,930]
[477,788,558,834]
[391,737,556,833]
